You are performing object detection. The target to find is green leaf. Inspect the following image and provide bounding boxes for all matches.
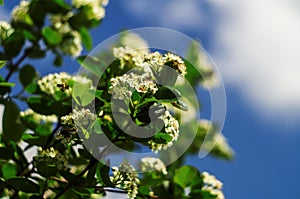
[23,30,37,41]
[54,54,63,66]
[42,27,62,45]
[72,186,91,197]
[19,64,36,87]
[152,132,172,144]
[80,27,92,51]
[77,56,104,77]
[0,82,15,87]
[1,100,25,143]
[171,100,188,111]
[174,166,201,188]
[6,177,40,193]
[2,163,17,179]
[72,81,94,106]
[0,60,6,69]
[4,30,25,58]
[0,0,4,5]
[154,86,181,102]
[35,162,58,177]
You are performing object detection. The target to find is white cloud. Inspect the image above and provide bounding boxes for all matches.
[123,0,206,30]
[210,0,300,123]
[123,0,300,124]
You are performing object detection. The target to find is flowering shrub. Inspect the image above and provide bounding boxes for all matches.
[0,0,234,198]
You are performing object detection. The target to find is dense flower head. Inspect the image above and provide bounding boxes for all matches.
[109,72,158,100]
[148,110,179,153]
[38,72,73,99]
[0,21,14,45]
[140,157,167,175]
[50,12,73,33]
[113,46,145,67]
[201,171,224,199]
[11,1,30,23]
[163,53,187,76]
[20,108,58,123]
[72,108,97,139]
[33,147,68,170]
[37,72,92,100]
[110,161,140,199]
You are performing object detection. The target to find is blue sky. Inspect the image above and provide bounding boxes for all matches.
[1,1,300,199]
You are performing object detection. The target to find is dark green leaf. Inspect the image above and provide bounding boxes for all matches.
[19,64,36,87]
[80,27,92,51]
[1,100,25,143]
[171,100,188,111]
[72,186,91,197]
[35,162,58,177]
[4,31,25,58]
[154,86,181,102]
[42,27,62,45]
[54,54,63,66]
[0,0,4,5]
[6,177,40,193]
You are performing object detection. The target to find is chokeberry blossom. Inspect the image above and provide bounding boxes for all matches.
[110,161,140,199]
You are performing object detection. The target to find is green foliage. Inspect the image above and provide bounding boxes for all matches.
[0,1,233,199]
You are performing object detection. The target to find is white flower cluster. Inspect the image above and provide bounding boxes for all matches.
[33,147,68,170]
[72,108,96,139]
[201,171,225,199]
[110,161,140,199]
[148,110,179,153]
[109,72,158,100]
[20,108,58,123]
[113,46,145,68]
[38,72,72,98]
[140,157,167,175]
[49,13,83,57]
[0,21,14,45]
[72,0,109,20]
[37,72,92,100]
[11,1,30,23]
[113,46,187,76]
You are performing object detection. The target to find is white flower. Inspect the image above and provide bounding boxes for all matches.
[38,72,92,100]
[20,109,58,123]
[33,147,68,170]
[201,171,224,199]
[11,1,31,23]
[148,110,180,153]
[110,161,140,199]
[0,21,14,45]
[72,108,96,139]
[60,31,82,57]
[38,72,73,99]
[109,72,157,100]
[50,12,73,33]
[113,46,145,67]
[140,157,167,175]
[163,53,187,76]
[72,0,108,20]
